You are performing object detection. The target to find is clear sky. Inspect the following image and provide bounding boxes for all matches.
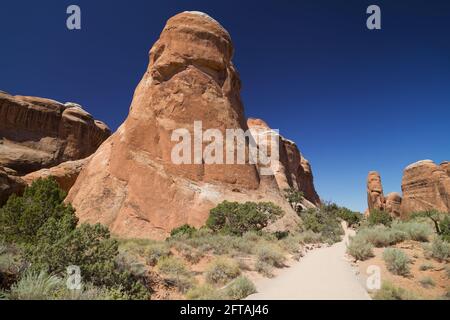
[1,0,449,212]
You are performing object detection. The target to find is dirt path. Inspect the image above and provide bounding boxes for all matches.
[246,222,371,300]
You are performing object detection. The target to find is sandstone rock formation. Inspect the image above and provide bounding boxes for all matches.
[22,157,89,193]
[367,171,385,213]
[0,167,26,205]
[0,92,111,175]
[67,12,308,239]
[385,192,402,218]
[247,118,320,207]
[400,160,450,218]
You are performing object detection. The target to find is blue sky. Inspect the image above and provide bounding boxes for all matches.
[1,0,449,212]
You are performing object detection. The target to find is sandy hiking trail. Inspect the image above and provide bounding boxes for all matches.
[246,222,371,300]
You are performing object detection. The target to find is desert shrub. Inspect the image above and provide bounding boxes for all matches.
[256,244,286,268]
[439,216,450,242]
[337,208,362,227]
[373,282,418,300]
[205,257,240,285]
[383,248,410,276]
[28,223,148,299]
[445,265,450,278]
[255,261,273,278]
[170,224,197,238]
[300,206,344,244]
[273,231,289,240]
[242,231,261,243]
[171,242,202,264]
[419,276,435,288]
[391,221,432,242]
[0,178,77,244]
[426,237,450,262]
[356,225,406,247]
[297,230,323,244]
[185,284,226,300]
[347,237,374,260]
[157,256,193,292]
[115,252,147,279]
[283,188,304,211]
[157,256,188,275]
[206,201,283,235]
[0,178,149,299]
[419,263,434,271]
[7,270,62,300]
[145,242,171,266]
[280,234,303,254]
[368,209,392,227]
[225,276,256,300]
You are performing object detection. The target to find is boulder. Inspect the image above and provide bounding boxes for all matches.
[385,192,402,218]
[0,92,111,174]
[22,157,89,193]
[66,12,300,239]
[400,160,450,218]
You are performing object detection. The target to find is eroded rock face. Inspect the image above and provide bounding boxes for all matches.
[22,157,89,193]
[0,92,111,174]
[67,12,300,239]
[400,160,450,218]
[385,192,402,218]
[247,118,320,206]
[367,171,385,212]
[0,167,26,205]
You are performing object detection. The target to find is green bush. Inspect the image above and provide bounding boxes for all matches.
[145,242,171,266]
[445,265,450,278]
[300,206,344,244]
[439,216,450,242]
[7,270,62,300]
[0,178,77,244]
[347,237,374,260]
[409,210,450,243]
[356,225,406,247]
[255,260,273,278]
[171,242,202,264]
[185,284,226,300]
[205,257,240,285]
[337,208,362,227]
[426,237,450,262]
[391,221,432,242]
[297,230,323,244]
[419,276,435,288]
[280,234,303,254]
[368,209,392,227]
[256,244,286,268]
[157,256,194,292]
[0,178,149,300]
[373,282,418,300]
[206,201,283,235]
[225,276,256,299]
[157,256,188,275]
[383,248,410,276]
[419,263,434,271]
[170,224,197,238]
[283,188,304,211]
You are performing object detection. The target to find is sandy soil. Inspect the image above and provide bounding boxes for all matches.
[246,222,371,300]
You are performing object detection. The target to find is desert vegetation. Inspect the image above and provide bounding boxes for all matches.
[348,209,450,300]
[0,177,367,300]
[0,178,149,300]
